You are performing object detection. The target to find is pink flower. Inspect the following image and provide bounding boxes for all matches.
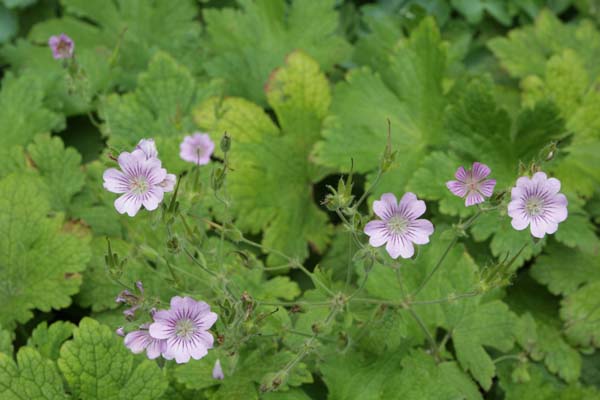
[179,133,215,165]
[364,193,434,259]
[149,296,218,364]
[103,149,174,217]
[508,172,568,238]
[48,34,74,59]
[446,162,496,206]
[124,324,167,360]
[212,359,224,380]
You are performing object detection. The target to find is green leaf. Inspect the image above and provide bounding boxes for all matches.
[561,281,600,348]
[58,318,168,399]
[445,78,564,187]
[383,350,482,400]
[0,347,68,400]
[0,73,63,150]
[531,243,600,296]
[451,0,512,25]
[202,0,351,105]
[0,174,91,330]
[0,326,12,356]
[0,5,17,43]
[27,134,85,211]
[313,17,447,194]
[27,321,75,361]
[195,51,333,265]
[453,300,518,389]
[321,349,481,400]
[488,10,600,79]
[498,361,600,400]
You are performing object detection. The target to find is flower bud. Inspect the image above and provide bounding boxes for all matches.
[220,132,231,153]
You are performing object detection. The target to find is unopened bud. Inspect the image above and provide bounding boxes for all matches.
[220,132,231,153]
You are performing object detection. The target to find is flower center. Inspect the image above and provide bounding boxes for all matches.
[130,177,149,195]
[57,41,70,55]
[526,197,544,217]
[387,215,408,234]
[175,319,196,338]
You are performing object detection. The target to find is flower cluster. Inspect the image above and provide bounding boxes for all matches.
[122,296,218,364]
[103,135,215,216]
[103,139,176,217]
[365,162,568,259]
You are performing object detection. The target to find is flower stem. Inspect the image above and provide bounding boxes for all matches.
[406,307,441,362]
[412,236,458,298]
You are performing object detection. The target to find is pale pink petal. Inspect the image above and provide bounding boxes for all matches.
[409,219,434,244]
[190,344,208,360]
[511,215,529,231]
[142,189,164,211]
[531,171,548,183]
[447,180,467,197]
[465,191,485,206]
[170,296,186,310]
[151,310,172,323]
[148,322,172,340]
[515,176,531,188]
[195,331,215,349]
[364,220,389,247]
[455,166,468,181]
[115,193,142,217]
[199,312,218,331]
[124,331,148,353]
[136,138,158,159]
[478,179,496,197]
[373,193,398,219]
[146,339,165,359]
[471,162,491,181]
[103,168,129,193]
[530,218,552,238]
[507,201,523,218]
[386,236,414,259]
[160,174,176,192]
[544,177,561,194]
[399,192,426,219]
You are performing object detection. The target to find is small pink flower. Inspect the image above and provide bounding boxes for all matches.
[124,324,167,360]
[364,193,434,259]
[103,149,174,217]
[48,34,74,59]
[179,133,215,165]
[446,162,496,206]
[149,296,218,364]
[508,172,568,238]
[212,359,224,380]
[115,327,125,337]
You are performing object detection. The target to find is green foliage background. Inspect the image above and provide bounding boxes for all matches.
[0,0,599,399]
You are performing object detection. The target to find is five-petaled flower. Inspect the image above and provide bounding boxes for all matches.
[508,172,568,238]
[149,296,218,364]
[103,139,176,216]
[48,33,74,59]
[364,193,434,259]
[180,133,215,165]
[446,162,496,206]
